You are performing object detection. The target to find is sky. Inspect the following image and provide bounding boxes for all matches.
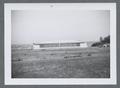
[11,10,110,44]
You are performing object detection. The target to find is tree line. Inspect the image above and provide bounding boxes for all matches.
[91,35,110,47]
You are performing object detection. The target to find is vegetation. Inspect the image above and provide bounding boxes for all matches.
[91,35,110,47]
[12,47,110,78]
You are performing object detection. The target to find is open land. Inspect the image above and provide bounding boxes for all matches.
[12,47,110,78]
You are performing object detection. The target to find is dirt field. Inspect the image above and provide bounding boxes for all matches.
[12,47,110,78]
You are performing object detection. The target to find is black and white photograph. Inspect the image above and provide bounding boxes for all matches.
[4,3,116,85]
[11,10,110,78]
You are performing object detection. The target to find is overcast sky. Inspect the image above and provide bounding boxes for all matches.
[11,10,110,44]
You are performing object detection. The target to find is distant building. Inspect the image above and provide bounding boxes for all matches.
[33,41,88,49]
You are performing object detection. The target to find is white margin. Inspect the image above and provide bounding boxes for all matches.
[4,3,117,85]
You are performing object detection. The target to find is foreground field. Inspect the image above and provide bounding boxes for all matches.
[12,47,110,78]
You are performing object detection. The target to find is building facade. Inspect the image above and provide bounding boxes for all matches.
[33,41,88,49]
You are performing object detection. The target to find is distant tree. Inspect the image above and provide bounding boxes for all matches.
[91,35,110,47]
[100,37,103,42]
[102,35,110,43]
[91,42,102,47]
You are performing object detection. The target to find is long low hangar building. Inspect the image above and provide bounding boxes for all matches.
[33,41,88,49]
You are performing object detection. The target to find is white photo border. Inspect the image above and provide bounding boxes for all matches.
[4,3,117,85]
